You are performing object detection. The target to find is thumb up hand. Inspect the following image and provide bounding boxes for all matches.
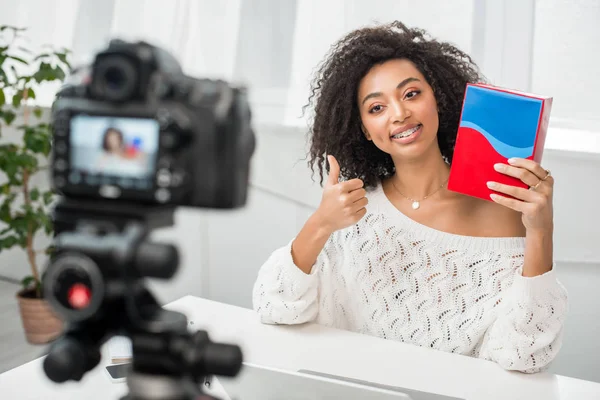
[325,154,341,188]
[315,155,368,234]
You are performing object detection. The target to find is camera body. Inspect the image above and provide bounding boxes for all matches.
[51,39,255,209]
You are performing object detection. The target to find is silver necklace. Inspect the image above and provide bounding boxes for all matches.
[391,178,449,210]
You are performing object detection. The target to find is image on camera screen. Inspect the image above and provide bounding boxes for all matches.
[69,115,159,184]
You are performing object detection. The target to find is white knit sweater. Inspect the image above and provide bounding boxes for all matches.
[252,183,568,373]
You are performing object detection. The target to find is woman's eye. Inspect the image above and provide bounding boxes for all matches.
[405,90,421,99]
[369,105,383,113]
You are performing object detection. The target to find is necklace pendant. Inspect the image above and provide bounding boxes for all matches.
[412,201,420,210]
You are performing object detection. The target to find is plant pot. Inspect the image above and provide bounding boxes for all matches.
[16,289,64,345]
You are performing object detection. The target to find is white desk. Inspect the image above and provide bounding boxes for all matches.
[1,295,599,400]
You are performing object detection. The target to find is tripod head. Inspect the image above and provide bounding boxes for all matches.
[42,198,243,399]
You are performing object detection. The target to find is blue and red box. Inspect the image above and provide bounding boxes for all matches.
[447,83,553,201]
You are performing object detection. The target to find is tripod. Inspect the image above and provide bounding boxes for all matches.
[42,199,243,400]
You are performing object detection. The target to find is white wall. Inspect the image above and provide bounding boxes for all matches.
[547,261,600,383]
[1,120,600,383]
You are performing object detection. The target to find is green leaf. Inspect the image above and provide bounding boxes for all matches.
[30,188,40,201]
[0,149,38,185]
[0,88,4,105]
[18,75,33,84]
[27,87,35,99]
[16,152,39,170]
[12,88,23,107]
[1,109,16,125]
[8,55,28,65]
[56,52,70,68]
[21,276,35,290]
[9,214,31,238]
[36,207,53,235]
[0,193,17,222]
[43,214,53,235]
[33,53,51,61]
[52,65,66,81]
[43,190,54,205]
[23,124,51,155]
[33,62,53,83]
[0,183,10,195]
[0,235,20,251]
[9,205,41,246]
[33,107,43,119]
[0,143,19,158]
[0,146,24,184]
[0,26,27,33]
[18,235,27,248]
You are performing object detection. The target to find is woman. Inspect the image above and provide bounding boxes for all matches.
[96,127,146,176]
[252,21,567,373]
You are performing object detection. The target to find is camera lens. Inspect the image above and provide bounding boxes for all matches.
[104,66,127,90]
[91,56,137,102]
[44,252,105,321]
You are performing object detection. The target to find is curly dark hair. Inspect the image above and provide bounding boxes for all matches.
[305,21,486,189]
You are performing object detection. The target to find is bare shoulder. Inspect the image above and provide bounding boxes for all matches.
[459,195,526,238]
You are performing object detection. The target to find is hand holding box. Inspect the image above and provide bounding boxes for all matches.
[447,83,552,201]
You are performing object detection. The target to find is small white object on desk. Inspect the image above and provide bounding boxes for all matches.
[108,336,132,364]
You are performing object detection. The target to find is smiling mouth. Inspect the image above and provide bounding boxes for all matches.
[391,124,422,139]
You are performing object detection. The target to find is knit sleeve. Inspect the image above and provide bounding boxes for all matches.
[476,265,568,372]
[252,238,332,325]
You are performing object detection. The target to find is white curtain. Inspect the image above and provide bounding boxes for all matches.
[0,0,80,51]
[0,0,81,106]
[0,0,244,107]
[109,0,242,81]
[283,0,476,125]
[1,0,476,125]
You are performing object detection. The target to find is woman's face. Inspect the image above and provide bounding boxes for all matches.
[357,58,440,163]
[106,130,122,152]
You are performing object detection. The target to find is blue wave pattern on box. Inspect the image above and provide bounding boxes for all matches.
[459,85,543,158]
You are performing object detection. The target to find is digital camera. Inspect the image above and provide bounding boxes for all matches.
[50,39,255,209]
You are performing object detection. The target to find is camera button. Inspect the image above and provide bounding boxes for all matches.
[54,159,67,171]
[54,128,67,137]
[55,142,67,154]
[53,176,66,188]
[99,185,121,199]
[156,169,171,187]
[155,188,171,203]
[157,156,173,169]
[171,171,184,186]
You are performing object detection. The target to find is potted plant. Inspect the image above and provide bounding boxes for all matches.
[0,25,71,344]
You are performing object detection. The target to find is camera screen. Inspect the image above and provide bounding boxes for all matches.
[69,115,159,188]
